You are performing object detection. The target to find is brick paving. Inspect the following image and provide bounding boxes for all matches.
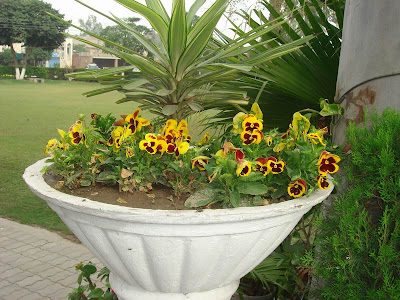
[0,218,104,300]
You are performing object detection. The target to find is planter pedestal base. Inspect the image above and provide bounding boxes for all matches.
[110,273,239,300]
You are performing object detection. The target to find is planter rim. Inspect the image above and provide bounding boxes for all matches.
[23,158,333,224]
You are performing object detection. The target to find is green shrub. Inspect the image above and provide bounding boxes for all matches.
[25,66,49,79]
[315,108,400,299]
[0,65,15,76]
[0,66,88,79]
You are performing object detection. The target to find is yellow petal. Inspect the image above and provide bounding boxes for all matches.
[178,142,189,155]
[251,103,263,119]
[273,143,286,153]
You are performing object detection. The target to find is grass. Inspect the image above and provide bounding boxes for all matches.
[0,78,146,235]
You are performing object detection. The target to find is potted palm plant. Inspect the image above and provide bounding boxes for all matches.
[24,1,339,299]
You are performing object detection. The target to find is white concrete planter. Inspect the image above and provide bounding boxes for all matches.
[24,159,333,300]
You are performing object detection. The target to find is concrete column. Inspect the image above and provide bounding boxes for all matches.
[114,59,119,67]
[334,0,400,145]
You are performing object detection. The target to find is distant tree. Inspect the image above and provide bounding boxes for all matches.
[0,48,13,65]
[78,15,103,36]
[27,47,52,66]
[0,0,68,79]
[100,17,154,57]
[73,44,88,53]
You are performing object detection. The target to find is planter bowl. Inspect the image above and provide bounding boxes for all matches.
[23,159,333,300]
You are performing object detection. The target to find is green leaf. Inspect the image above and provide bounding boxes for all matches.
[81,264,97,275]
[187,0,229,45]
[88,288,104,299]
[83,86,121,97]
[115,0,169,48]
[123,79,149,90]
[209,63,253,72]
[109,13,169,64]
[319,98,343,116]
[238,182,269,195]
[229,190,241,207]
[162,105,178,115]
[145,0,170,24]
[177,8,225,78]
[168,0,187,73]
[65,171,83,186]
[187,102,203,112]
[80,179,92,187]
[187,0,207,30]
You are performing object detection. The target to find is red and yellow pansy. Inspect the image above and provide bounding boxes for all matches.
[108,126,130,150]
[235,149,252,177]
[317,175,330,190]
[139,134,159,155]
[233,103,264,146]
[288,179,307,198]
[318,151,340,174]
[114,108,150,136]
[69,121,86,145]
[255,156,285,176]
[191,156,210,170]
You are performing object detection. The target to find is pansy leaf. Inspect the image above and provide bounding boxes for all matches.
[88,288,104,299]
[238,182,269,195]
[81,264,97,275]
[229,190,241,207]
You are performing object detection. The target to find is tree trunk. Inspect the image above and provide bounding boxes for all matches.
[10,43,22,80]
[334,0,400,145]
[20,48,29,80]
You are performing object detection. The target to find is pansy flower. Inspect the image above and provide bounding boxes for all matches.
[197,132,210,146]
[273,142,286,153]
[166,139,189,157]
[318,151,340,174]
[291,112,310,140]
[236,160,252,177]
[114,108,150,135]
[109,126,130,150]
[126,147,134,158]
[232,112,246,134]
[255,157,271,176]
[155,137,167,154]
[264,135,273,146]
[241,115,263,132]
[235,149,252,177]
[240,130,263,145]
[266,156,285,174]
[317,175,330,190]
[191,156,210,170]
[308,127,328,146]
[215,149,227,160]
[251,103,263,119]
[44,139,58,155]
[208,172,218,183]
[139,134,158,154]
[69,121,86,145]
[288,179,307,198]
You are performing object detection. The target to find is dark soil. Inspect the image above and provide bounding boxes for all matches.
[44,172,191,210]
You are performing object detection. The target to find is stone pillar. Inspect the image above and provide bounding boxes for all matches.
[334,0,400,145]
[114,59,119,67]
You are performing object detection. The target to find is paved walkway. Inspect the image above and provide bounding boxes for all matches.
[0,218,103,300]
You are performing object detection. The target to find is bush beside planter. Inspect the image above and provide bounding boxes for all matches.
[24,158,333,300]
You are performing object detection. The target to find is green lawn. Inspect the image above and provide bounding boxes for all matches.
[0,79,146,235]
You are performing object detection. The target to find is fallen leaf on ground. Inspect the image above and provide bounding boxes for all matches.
[121,168,133,179]
[116,198,127,204]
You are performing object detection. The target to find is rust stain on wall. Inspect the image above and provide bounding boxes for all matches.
[343,86,376,125]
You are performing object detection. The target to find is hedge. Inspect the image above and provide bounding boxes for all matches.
[0,66,87,80]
